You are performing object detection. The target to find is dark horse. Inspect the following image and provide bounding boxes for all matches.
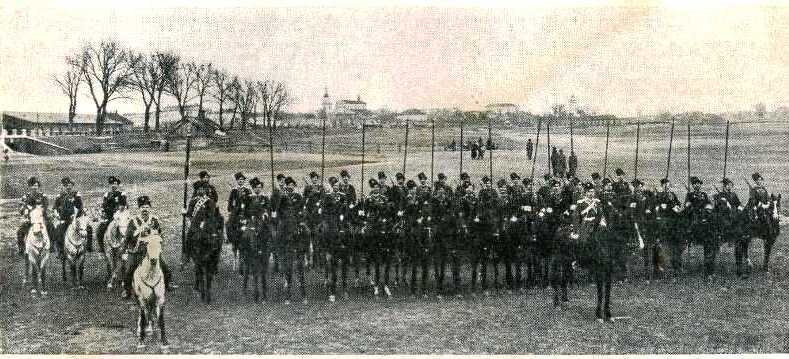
[239,217,269,302]
[751,194,782,272]
[187,197,223,304]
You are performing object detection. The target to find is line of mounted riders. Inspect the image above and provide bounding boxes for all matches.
[16,167,781,322]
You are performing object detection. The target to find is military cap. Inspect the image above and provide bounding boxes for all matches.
[328,176,338,185]
[582,181,595,191]
[591,172,601,180]
[27,176,41,187]
[497,178,507,187]
[510,172,520,180]
[406,179,416,189]
[276,173,285,181]
[721,177,733,186]
[460,172,470,180]
[285,176,297,186]
[417,172,427,180]
[340,169,350,178]
[61,177,73,186]
[690,176,702,185]
[752,172,763,181]
[396,172,405,180]
[437,173,446,180]
[631,178,644,187]
[615,168,625,176]
[602,178,612,185]
[199,170,210,179]
[108,176,120,185]
[660,177,671,185]
[137,195,151,208]
[481,176,491,183]
[309,171,319,179]
[522,178,533,186]
[369,178,378,187]
[234,172,246,181]
[377,171,387,179]
[249,177,263,188]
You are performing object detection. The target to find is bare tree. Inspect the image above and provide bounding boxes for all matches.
[193,62,214,115]
[226,76,241,130]
[152,52,178,132]
[164,60,199,125]
[129,53,163,133]
[210,68,232,129]
[257,80,292,129]
[71,40,138,134]
[235,80,258,130]
[52,67,81,132]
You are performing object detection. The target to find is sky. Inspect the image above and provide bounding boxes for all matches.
[1,1,788,117]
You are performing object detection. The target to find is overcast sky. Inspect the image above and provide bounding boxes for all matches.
[1,1,788,117]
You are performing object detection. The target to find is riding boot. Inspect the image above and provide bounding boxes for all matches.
[161,259,173,290]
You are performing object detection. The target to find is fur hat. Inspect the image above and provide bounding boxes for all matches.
[591,172,601,180]
[234,172,246,181]
[437,173,446,181]
[61,177,73,186]
[198,170,210,179]
[660,177,670,185]
[406,179,416,189]
[721,177,733,186]
[276,173,285,181]
[369,178,378,188]
[377,171,386,179]
[249,177,263,188]
[690,176,702,185]
[340,169,350,178]
[28,176,41,187]
[615,168,625,176]
[417,172,427,180]
[137,195,151,208]
[481,176,491,184]
[396,172,405,180]
[309,171,319,179]
[752,172,763,181]
[285,176,296,186]
[328,176,338,186]
[460,172,470,180]
[510,172,520,180]
[108,176,120,185]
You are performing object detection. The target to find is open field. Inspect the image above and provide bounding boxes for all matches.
[1,123,788,354]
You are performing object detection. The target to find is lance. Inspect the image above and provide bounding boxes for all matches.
[546,121,552,174]
[666,117,675,179]
[487,113,493,180]
[723,119,730,178]
[603,119,610,178]
[269,116,275,193]
[687,120,691,187]
[460,114,464,176]
[431,116,435,185]
[634,118,641,180]
[180,131,192,265]
[570,114,575,153]
[403,118,410,176]
[530,118,542,179]
[361,119,366,195]
[321,115,326,187]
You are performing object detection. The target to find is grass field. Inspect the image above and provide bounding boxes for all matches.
[1,123,788,354]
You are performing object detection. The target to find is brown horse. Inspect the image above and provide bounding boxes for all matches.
[132,233,168,347]
[62,214,93,289]
[24,206,51,295]
[104,209,131,291]
[239,218,269,302]
[190,213,223,304]
[752,194,782,272]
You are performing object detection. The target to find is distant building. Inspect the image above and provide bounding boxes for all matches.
[485,103,519,115]
[396,108,429,127]
[1,111,133,135]
[328,92,373,128]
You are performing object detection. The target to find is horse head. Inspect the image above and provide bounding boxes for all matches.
[29,206,46,234]
[144,234,163,266]
[107,209,131,249]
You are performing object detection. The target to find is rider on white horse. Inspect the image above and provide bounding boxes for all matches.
[96,176,128,253]
[124,195,174,298]
[17,177,51,257]
[53,177,86,258]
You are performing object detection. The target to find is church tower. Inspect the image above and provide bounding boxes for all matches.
[321,87,332,117]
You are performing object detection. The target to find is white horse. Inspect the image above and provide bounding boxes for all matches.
[104,208,131,291]
[132,232,168,347]
[63,214,93,289]
[25,206,51,295]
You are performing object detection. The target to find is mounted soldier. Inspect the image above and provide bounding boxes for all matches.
[124,195,173,298]
[96,176,127,254]
[17,177,51,257]
[239,177,271,302]
[280,176,307,304]
[303,171,323,268]
[713,178,749,278]
[322,176,344,302]
[365,177,392,297]
[471,176,498,296]
[227,172,251,271]
[518,177,540,289]
[450,180,476,296]
[746,172,781,272]
[390,172,409,286]
[653,178,684,274]
[630,178,660,279]
[53,177,85,257]
[431,179,454,297]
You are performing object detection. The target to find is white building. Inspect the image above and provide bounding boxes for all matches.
[396,109,429,127]
[485,103,519,115]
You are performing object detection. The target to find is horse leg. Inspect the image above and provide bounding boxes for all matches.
[242,259,249,292]
[40,263,47,294]
[595,272,604,321]
[205,269,213,304]
[604,270,613,321]
[763,236,775,272]
[78,258,85,288]
[158,304,168,346]
[62,255,67,282]
[24,256,30,286]
[137,308,146,345]
[71,262,77,289]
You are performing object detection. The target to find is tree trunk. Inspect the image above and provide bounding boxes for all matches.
[143,102,152,133]
[218,101,224,129]
[154,90,163,132]
[229,107,237,130]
